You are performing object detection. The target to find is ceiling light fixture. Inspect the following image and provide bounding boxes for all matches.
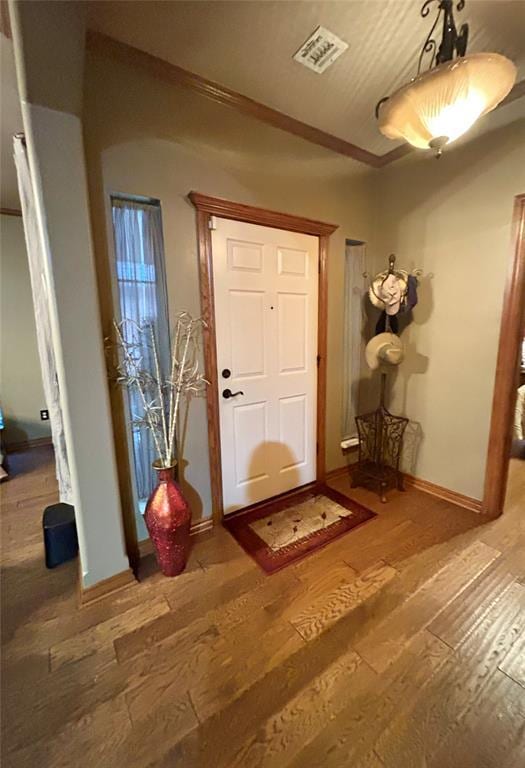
[375,0,517,157]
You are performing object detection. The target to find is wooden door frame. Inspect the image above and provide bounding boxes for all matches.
[482,193,525,516]
[189,192,338,524]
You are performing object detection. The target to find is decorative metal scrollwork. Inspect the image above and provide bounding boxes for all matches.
[417,0,469,74]
[376,0,469,120]
[353,405,409,502]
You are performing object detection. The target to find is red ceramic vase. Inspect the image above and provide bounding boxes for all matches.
[144,462,191,577]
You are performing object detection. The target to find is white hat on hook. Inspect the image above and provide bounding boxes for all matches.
[369,269,408,315]
[365,332,404,371]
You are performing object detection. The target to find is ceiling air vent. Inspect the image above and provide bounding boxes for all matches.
[293,26,349,74]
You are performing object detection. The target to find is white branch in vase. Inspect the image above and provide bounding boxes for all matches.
[112,313,208,469]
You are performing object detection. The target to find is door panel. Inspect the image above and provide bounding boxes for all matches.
[233,401,269,485]
[279,394,307,472]
[278,292,308,374]
[212,218,318,514]
[229,290,266,378]
[228,239,264,272]
[277,247,309,277]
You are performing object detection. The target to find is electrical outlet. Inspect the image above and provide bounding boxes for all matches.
[40,409,49,421]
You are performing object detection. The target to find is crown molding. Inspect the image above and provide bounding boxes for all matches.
[86,30,382,168]
[86,30,524,170]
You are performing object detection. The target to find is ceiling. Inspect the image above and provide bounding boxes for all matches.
[88,0,525,156]
[2,1,524,208]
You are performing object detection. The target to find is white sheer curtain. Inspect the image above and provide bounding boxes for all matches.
[13,136,73,503]
[342,242,367,441]
[111,197,170,500]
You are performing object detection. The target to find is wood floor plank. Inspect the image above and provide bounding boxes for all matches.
[115,565,269,662]
[429,556,518,649]
[343,519,426,572]
[333,518,421,572]
[119,691,199,768]
[2,648,126,754]
[150,599,386,767]
[354,540,500,672]
[428,669,525,768]
[290,562,397,641]
[189,617,305,722]
[23,579,176,652]
[49,594,171,670]
[2,447,523,768]
[287,630,450,768]
[374,581,525,768]
[267,559,357,624]
[296,534,497,658]
[156,550,252,611]
[292,554,356,586]
[4,695,132,768]
[353,752,386,768]
[499,628,525,688]
[227,648,371,768]
[124,589,304,725]
[499,536,525,581]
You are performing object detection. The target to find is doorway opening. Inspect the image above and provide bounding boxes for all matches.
[341,239,367,452]
[483,193,525,516]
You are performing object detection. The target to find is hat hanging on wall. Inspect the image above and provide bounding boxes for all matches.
[369,269,409,315]
[365,332,404,371]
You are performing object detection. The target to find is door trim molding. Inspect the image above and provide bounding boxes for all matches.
[482,193,525,516]
[189,192,338,523]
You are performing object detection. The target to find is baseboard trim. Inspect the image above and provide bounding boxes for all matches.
[326,464,482,513]
[190,517,214,536]
[78,567,137,607]
[138,517,213,559]
[6,436,53,453]
[79,517,215,603]
[404,474,483,513]
[325,465,351,482]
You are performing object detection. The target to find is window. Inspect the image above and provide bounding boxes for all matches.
[111,196,170,510]
[342,240,367,445]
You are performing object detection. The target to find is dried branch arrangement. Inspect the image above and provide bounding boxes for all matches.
[112,312,208,468]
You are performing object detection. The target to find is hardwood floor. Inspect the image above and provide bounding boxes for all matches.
[1,446,524,767]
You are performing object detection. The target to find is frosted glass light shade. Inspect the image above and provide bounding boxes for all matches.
[378,53,516,151]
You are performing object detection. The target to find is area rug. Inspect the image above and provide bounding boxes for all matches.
[223,485,376,574]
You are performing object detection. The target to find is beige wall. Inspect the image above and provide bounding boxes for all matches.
[83,42,525,527]
[0,213,50,446]
[371,118,525,500]
[83,47,375,525]
[10,0,86,117]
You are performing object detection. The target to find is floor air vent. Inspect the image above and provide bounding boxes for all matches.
[293,26,349,74]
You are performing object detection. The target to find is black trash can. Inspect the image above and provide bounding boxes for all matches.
[43,503,78,569]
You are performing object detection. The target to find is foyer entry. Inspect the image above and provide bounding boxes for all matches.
[190,192,337,521]
[211,218,319,514]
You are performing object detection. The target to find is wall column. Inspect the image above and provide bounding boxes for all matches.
[9,0,131,587]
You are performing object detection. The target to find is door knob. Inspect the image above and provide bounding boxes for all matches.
[221,368,231,379]
[222,388,244,399]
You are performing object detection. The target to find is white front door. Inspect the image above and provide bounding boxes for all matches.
[211,217,319,515]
